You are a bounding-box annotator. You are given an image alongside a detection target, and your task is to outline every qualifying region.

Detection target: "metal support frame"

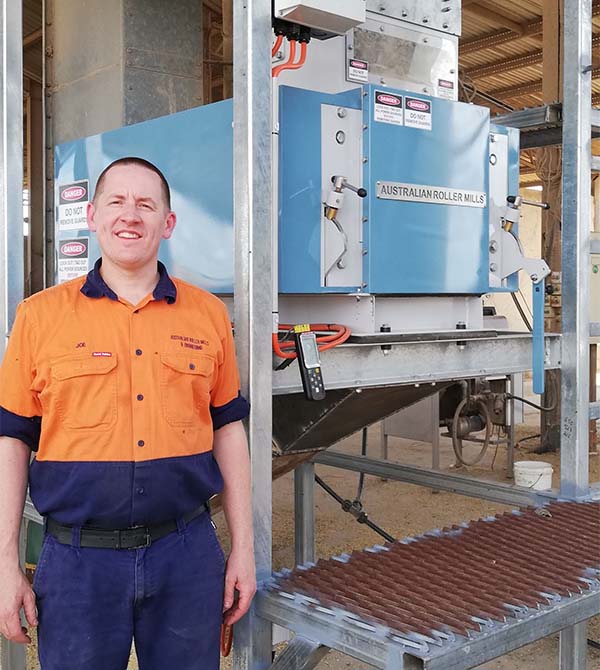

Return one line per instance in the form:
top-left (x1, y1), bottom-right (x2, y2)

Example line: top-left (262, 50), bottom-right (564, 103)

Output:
top-left (313, 450), bottom-right (546, 507)
top-left (270, 636), bottom-right (330, 670)
top-left (0, 0), bottom-right (25, 667)
top-left (294, 463), bottom-right (316, 566)
top-left (272, 334), bottom-right (561, 395)
top-left (232, 0), bottom-right (274, 667)
top-left (258, 586), bottom-right (600, 670)
top-left (0, 0), bottom-right (24, 345)
top-left (559, 0), bottom-right (593, 666)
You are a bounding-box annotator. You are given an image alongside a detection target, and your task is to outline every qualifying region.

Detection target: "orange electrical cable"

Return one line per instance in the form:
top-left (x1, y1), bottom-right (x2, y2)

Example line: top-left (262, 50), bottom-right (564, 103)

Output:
top-left (272, 39), bottom-right (296, 78)
top-left (272, 41), bottom-right (308, 78)
top-left (273, 323), bottom-right (351, 360)
top-left (272, 34), bottom-right (284, 57)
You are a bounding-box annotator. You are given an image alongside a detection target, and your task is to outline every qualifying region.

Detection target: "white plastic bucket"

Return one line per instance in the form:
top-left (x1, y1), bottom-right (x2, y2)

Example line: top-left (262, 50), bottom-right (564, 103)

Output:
top-left (514, 460), bottom-right (553, 490)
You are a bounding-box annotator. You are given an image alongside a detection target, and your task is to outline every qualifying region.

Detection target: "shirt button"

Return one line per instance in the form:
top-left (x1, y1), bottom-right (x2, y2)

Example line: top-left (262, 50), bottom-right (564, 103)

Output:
top-left (137, 440), bottom-right (145, 447)
top-left (135, 349), bottom-right (142, 356)
top-left (137, 394), bottom-right (144, 401)
top-left (189, 363), bottom-right (195, 370)
top-left (137, 488), bottom-right (145, 495)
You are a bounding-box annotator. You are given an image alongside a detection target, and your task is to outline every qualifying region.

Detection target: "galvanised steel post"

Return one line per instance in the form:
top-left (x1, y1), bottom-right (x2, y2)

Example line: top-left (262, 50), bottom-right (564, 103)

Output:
top-left (232, 0), bottom-right (273, 668)
top-left (559, 0), bottom-right (592, 666)
top-left (0, 0), bottom-right (25, 667)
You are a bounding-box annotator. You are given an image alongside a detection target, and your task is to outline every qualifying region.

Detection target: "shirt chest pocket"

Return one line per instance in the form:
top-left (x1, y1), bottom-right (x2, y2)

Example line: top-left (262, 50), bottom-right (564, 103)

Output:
top-left (51, 355), bottom-right (118, 430)
top-left (160, 353), bottom-right (214, 427)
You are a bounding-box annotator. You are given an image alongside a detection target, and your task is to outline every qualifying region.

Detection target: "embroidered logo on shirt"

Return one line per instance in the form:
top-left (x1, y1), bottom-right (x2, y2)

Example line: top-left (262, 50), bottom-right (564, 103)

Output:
top-left (170, 335), bottom-right (209, 351)
top-left (76, 342), bottom-right (86, 348)
top-left (92, 352), bottom-right (112, 357)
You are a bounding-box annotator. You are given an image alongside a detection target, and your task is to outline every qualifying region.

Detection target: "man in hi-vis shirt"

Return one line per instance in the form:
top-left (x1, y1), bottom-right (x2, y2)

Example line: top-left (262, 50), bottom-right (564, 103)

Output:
top-left (0, 157), bottom-right (255, 669)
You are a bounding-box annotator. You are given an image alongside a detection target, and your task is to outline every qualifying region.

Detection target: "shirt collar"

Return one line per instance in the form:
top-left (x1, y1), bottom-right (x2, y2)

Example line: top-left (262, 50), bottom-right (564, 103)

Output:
top-left (80, 259), bottom-right (177, 304)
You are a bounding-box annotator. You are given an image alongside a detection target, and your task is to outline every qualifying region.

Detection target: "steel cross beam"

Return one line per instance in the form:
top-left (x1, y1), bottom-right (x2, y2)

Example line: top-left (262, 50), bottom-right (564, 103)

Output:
top-left (313, 451), bottom-right (546, 507)
top-left (257, 587), bottom-right (600, 670)
top-left (272, 334), bottom-right (561, 395)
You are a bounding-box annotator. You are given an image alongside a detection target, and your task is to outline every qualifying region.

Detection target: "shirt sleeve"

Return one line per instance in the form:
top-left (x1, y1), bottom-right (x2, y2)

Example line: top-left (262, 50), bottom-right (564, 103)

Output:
top-left (0, 406), bottom-right (41, 451)
top-left (0, 301), bottom-right (42, 421)
top-left (210, 301), bottom-right (250, 430)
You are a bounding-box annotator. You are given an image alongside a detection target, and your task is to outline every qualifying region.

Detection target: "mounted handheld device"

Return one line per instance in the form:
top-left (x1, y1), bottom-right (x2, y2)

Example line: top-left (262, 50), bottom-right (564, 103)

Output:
top-left (293, 325), bottom-right (326, 400)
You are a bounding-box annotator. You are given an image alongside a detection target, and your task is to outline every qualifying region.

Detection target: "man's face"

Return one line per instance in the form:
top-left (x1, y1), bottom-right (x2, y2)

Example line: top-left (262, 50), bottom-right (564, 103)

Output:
top-left (87, 164), bottom-right (176, 271)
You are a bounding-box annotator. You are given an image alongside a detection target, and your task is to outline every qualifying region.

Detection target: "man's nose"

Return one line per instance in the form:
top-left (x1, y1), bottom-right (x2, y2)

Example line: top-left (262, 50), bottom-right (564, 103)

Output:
top-left (119, 202), bottom-right (142, 223)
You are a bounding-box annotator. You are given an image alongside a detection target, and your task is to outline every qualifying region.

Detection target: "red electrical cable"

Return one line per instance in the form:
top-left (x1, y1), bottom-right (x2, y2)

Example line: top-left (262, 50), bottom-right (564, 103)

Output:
top-left (272, 34), bottom-right (283, 57)
top-left (272, 41), bottom-right (308, 78)
top-left (273, 323), bottom-right (351, 360)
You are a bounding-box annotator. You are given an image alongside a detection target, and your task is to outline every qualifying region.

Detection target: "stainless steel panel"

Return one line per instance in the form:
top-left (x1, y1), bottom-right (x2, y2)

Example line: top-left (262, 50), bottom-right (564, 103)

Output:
top-left (366, 0), bottom-right (461, 37)
top-left (348, 18), bottom-right (458, 98)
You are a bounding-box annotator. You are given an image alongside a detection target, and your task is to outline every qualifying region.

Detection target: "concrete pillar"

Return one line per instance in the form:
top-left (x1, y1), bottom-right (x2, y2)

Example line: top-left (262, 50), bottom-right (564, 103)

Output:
top-left (49, 0), bottom-right (203, 145)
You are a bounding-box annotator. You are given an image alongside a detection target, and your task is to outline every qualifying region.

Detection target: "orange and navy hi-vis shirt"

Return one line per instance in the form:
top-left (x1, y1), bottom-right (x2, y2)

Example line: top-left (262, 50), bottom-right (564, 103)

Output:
top-left (0, 260), bottom-right (249, 528)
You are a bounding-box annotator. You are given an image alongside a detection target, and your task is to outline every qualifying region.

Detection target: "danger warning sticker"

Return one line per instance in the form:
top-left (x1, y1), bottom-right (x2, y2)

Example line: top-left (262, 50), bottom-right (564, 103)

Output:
top-left (58, 180), bottom-right (89, 231)
top-left (404, 97), bottom-right (432, 131)
top-left (347, 58), bottom-right (369, 83)
top-left (437, 78), bottom-right (455, 100)
top-left (58, 237), bottom-right (89, 283)
top-left (374, 90), bottom-right (403, 126)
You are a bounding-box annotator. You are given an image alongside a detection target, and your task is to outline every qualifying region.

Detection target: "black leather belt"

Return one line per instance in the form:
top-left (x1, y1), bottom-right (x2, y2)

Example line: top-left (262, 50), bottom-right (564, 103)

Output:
top-left (46, 504), bottom-right (209, 550)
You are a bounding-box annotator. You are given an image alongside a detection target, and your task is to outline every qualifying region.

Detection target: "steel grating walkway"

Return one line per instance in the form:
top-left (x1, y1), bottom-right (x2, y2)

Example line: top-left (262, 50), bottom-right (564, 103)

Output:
top-left (258, 501), bottom-right (600, 669)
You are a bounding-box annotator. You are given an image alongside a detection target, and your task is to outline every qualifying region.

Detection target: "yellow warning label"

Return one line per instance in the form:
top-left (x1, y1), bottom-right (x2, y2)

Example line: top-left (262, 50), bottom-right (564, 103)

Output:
top-left (293, 324), bottom-right (311, 333)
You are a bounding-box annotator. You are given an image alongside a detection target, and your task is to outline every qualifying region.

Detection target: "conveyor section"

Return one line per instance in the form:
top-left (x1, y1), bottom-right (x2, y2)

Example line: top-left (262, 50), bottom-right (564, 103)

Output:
top-left (261, 502), bottom-right (600, 669)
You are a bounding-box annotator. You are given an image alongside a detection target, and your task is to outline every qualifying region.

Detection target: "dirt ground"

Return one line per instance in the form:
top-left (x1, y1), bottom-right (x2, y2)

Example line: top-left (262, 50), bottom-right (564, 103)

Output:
top-left (24, 408), bottom-right (600, 669)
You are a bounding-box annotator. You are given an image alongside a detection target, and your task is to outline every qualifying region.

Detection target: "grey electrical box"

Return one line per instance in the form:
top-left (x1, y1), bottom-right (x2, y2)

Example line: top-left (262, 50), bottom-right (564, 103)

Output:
top-left (274, 0), bottom-right (367, 35)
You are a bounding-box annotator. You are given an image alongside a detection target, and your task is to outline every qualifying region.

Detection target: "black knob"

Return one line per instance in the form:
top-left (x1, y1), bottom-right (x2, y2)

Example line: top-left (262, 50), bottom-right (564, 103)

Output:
top-left (357, 188), bottom-right (367, 198)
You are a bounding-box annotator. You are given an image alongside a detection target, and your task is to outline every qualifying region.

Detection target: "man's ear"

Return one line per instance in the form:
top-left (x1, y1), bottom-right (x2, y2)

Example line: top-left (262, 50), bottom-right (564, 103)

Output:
top-left (162, 211), bottom-right (177, 240)
top-left (87, 202), bottom-right (97, 232)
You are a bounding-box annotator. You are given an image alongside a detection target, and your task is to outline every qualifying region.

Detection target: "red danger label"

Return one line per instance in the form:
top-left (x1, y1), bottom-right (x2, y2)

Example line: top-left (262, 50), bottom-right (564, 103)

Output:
top-left (59, 180), bottom-right (89, 205)
top-left (61, 186), bottom-right (86, 201)
top-left (60, 242), bottom-right (86, 256)
top-left (350, 59), bottom-right (367, 69)
top-left (406, 98), bottom-right (430, 112)
top-left (376, 93), bottom-right (401, 106)
top-left (438, 79), bottom-right (454, 89)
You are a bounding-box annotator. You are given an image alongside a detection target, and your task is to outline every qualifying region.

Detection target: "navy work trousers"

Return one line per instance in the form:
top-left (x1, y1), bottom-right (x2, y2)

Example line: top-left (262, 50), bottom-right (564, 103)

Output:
top-left (33, 511), bottom-right (225, 670)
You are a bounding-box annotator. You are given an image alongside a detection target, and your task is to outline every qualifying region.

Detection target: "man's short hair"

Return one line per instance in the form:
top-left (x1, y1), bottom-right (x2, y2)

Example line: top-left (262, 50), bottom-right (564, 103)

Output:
top-left (93, 157), bottom-right (172, 209)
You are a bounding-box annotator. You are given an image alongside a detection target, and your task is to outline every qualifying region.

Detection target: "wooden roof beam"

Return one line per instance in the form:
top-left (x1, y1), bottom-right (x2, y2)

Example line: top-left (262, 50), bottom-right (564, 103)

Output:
top-left (463, 4), bottom-right (526, 35)
top-left (488, 68), bottom-right (600, 100)
top-left (461, 0), bottom-right (600, 54)
top-left (23, 28), bottom-right (42, 48)
top-left (465, 34), bottom-right (600, 79)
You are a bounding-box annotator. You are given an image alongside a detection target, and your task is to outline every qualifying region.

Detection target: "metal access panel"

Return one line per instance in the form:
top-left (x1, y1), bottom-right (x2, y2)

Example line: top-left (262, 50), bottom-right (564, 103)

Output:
top-left (278, 85), bottom-right (363, 293)
top-left (54, 100), bottom-right (234, 292)
top-left (363, 85), bottom-right (491, 294)
top-left (348, 15), bottom-right (459, 99)
top-left (274, 0), bottom-right (366, 34)
top-left (487, 123), bottom-right (520, 293)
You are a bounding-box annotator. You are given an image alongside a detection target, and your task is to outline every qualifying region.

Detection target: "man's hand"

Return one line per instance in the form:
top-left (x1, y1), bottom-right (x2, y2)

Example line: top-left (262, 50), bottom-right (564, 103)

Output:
top-left (222, 546), bottom-right (256, 625)
top-left (0, 567), bottom-right (37, 644)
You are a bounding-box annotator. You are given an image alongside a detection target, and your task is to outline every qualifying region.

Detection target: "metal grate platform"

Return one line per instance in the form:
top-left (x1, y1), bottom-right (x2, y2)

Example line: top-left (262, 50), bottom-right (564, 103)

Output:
top-left (257, 502), bottom-right (600, 669)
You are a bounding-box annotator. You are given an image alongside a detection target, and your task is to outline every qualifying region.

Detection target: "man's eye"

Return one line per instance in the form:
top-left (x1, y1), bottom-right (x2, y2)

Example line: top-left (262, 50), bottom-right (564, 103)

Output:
top-left (139, 203), bottom-right (152, 210)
